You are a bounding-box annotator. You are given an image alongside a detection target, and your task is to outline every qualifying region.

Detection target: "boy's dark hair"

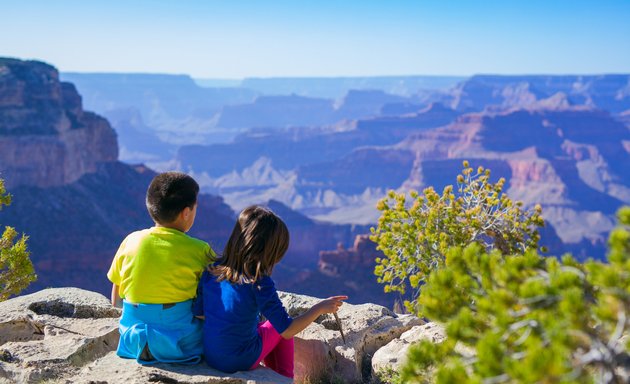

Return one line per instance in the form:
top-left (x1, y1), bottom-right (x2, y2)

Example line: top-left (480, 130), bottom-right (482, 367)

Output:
top-left (212, 205), bottom-right (289, 284)
top-left (146, 172), bottom-right (199, 224)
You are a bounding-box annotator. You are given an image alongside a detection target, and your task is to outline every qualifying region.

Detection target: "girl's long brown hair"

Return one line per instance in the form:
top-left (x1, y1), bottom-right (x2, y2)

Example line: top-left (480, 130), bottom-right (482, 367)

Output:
top-left (211, 205), bottom-right (289, 284)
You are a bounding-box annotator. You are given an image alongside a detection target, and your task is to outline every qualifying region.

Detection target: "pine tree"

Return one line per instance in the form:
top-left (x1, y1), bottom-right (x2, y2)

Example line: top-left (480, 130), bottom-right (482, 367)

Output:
top-left (0, 178), bottom-right (36, 301)
top-left (401, 207), bottom-right (630, 383)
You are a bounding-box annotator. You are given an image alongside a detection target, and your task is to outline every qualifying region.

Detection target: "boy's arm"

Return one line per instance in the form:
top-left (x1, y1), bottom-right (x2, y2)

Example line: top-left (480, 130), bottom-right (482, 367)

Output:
top-left (192, 270), bottom-right (206, 319)
top-left (107, 235), bottom-right (128, 308)
top-left (111, 284), bottom-right (123, 308)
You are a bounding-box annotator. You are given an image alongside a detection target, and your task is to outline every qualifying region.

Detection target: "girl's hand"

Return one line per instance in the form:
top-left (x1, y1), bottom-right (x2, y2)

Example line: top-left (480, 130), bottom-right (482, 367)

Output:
top-left (316, 295), bottom-right (348, 315)
top-left (281, 295), bottom-right (349, 339)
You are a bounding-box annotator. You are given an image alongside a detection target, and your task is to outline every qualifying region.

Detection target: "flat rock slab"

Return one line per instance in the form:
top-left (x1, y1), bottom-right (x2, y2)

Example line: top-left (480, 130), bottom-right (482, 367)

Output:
top-left (0, 288), bottom-right (122, 383)
top-left (0, 287), bottom-right (121, 321)
top-left (64, 351), bottom-right (292, 384)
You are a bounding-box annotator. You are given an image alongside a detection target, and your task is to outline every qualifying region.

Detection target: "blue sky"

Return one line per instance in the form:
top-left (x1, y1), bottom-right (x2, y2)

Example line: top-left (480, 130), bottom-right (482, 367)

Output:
top-left (1, 0), bottom-right (629, 78)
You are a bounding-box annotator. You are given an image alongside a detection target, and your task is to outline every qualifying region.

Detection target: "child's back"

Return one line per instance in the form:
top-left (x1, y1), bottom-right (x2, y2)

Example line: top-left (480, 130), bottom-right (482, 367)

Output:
top-left (109, 226), bottom-right (210, 304)
top-left (195, 205), bottom-right (346, 379)
top-left (107, 172), bottom-right (215, 365)
top-left (194, 271), bottom-right (292, 373)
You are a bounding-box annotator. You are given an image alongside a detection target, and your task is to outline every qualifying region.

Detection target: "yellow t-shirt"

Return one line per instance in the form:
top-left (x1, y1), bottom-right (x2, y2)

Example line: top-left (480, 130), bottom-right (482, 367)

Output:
top-left (107, 226), bottom-right (216, 304)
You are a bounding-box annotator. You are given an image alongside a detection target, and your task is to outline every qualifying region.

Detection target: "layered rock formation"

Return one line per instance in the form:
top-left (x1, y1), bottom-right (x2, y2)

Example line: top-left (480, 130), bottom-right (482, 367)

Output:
top-left (0, 288), bottom-right (426, 384)
top-left (398, 107), bottom-right (630, 256)
top-left (0, 58), bottom-right (380, 305)
top-left (446, 74), bottom-right (630, 113)
top-left (0, 59), bottom-right (236, 295)
top-left (0, 58), bottom-right (118, 189)
top-left (319, 235), bottom-right (380, 276)
top-left (179, 101), bottom-right (629, 260)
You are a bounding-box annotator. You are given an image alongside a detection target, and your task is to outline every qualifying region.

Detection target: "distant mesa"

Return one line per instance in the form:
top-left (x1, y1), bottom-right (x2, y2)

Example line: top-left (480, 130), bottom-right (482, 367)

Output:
top-left (450, 74), bottom-right (630, 113)
top-left (319, 234), bottom-right (380, 276)
top-left (0, 58), bottom-right (118, 188)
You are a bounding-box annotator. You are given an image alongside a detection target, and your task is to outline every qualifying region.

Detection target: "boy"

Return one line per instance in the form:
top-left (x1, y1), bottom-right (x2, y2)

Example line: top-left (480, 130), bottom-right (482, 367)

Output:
top-left (107, 171), bottom-right (215, 364)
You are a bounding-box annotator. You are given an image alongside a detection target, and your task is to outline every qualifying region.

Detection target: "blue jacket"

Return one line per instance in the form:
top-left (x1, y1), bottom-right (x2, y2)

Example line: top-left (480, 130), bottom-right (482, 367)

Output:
top-left (193, 270), bottom-right (293, 372)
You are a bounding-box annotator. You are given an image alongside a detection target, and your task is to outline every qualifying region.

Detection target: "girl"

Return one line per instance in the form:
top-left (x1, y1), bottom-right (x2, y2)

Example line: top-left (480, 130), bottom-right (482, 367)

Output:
top-left (193, 205), bottom-right (347, 378)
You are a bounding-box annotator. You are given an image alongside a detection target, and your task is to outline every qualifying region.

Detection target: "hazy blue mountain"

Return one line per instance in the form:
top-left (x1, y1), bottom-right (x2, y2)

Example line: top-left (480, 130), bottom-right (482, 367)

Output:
top-left (240, 76), bottom-right (466, 98)
top-left (61, 72), bottom-right (259, 154)
top-left (194, 78), bottom-right (242, 88)
top-left (103, 108), bottom-right (178, 164)
top-left (178, 103), bottom-right (458, 178)
top-left (61, 73), bottom-right (258, 120)
top-left (447, 74), bottom-right (630, 113)
top-left (216, 94), bottom-right (335, 129)
top-left (332, 90), bottom-right (408, 120)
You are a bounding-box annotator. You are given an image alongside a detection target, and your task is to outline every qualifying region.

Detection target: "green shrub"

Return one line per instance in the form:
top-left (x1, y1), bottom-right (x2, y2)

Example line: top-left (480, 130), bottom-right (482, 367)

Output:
top-left (371, 161), bottom-right (544, 313)
top-left (401, 207), bottom-right (630, 383)
top-left (0, 178), bottom-right (36, 301)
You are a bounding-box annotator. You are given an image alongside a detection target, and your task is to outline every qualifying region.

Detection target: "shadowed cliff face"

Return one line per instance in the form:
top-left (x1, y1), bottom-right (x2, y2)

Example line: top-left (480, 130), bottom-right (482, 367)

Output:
top-left (0, 162), bottom-right (236, 295)
top-left (0, 58), bottom-right (118, 189)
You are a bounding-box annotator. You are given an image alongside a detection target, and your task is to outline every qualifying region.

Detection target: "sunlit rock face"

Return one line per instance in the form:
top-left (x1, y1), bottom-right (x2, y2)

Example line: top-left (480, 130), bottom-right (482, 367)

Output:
top-left (0, 58), bottom-right (118, 189)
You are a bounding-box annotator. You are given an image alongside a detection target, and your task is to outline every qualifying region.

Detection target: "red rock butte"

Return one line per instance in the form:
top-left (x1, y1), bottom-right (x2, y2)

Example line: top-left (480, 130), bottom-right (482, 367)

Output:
top-left (0, 58), bottom-right (118, 189)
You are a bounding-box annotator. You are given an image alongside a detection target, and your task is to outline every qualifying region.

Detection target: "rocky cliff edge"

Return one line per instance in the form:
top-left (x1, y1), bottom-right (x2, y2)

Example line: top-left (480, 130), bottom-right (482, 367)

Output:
top-left (0, 288), bottom-right (434, 384)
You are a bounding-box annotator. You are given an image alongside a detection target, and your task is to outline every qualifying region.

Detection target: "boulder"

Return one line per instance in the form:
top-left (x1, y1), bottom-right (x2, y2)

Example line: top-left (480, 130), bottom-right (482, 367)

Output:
top-left (0, 288), bottom-right (121, 383)
top-left (371, 322), bottom-right (446, 375)
top-left (279, 292), bottom-right (424, 383)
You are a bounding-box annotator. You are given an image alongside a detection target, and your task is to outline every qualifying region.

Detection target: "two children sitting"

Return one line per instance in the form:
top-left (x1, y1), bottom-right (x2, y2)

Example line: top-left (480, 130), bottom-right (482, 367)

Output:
top-left (107, 172), bottom-right (346, 378)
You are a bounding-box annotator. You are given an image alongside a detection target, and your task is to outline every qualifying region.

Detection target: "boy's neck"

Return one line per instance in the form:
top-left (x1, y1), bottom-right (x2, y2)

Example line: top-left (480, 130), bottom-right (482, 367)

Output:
top-left (155, 222), bottom-right (187, 233)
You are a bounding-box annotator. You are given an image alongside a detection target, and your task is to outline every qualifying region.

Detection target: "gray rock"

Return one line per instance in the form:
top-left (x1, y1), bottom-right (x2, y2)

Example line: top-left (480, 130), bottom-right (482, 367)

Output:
top-left (0, 287), bottom-right (120, 322)
top-left (64, 351), bottom-right (291, 384)
top-left (371, 322), bottom-right (446, 375)
top-left (279, 291), bottom-right (424, 383)
top-left (1, 288), bottom-right (427, 383)
top-left (0, 288), bottom-right (291, 384)
top-left (0, 288), bottom-right (121, 383)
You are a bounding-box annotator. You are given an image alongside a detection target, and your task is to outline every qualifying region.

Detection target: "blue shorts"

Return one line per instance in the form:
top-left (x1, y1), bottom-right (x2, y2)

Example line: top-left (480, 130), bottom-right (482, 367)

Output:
top-left (117, 300), bottom-right (203, 365)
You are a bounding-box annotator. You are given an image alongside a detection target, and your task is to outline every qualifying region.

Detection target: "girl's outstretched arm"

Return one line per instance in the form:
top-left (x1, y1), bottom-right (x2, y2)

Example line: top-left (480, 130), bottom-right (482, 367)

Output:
top-left (280, 295), bottom-right (348, 339)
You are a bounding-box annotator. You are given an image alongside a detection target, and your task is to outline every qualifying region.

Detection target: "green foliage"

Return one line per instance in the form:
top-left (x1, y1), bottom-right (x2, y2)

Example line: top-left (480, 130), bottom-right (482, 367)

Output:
top-left (400, 207), bottom-right (630, 383)
top-left (0, 178), bottom-right (36, 301)
top-left (371, 161), bottom-right (544, 312)
top-left (374, 367), bottom-right (404, 384)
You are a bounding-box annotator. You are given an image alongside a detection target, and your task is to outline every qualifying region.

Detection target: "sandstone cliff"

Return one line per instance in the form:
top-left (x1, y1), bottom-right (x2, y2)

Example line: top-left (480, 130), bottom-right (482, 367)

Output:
top-left (0, 58), bottom-right (118, 189)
